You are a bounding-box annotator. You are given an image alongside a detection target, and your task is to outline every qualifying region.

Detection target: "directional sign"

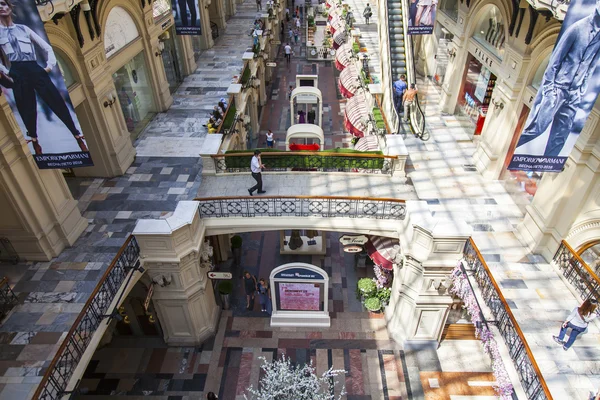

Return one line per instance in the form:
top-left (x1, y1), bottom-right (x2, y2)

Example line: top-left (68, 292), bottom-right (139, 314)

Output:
top-left (208, 271), bottom-right (233, 280)
top-left (266, 62), bottom-right (277, 67)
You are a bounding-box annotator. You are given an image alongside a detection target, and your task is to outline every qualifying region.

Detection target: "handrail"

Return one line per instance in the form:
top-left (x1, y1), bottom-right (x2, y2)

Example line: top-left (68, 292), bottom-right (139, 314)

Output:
top-left (212, 151), bottom-right (398, 159)
top-left (195, 195), bottom-right (406, 202)
top-left (407, 35), bottom-right (426, 137)
top-left (193, 195), bottom-right (407, 220)
top-left (382, 0), bottom-right (400, 132)
top-left (33, 236), bottom-right (141, 400)
top-left (464, 238), bottom-right (552, 400)
top-left (553, 240), bottom-right (600, 301)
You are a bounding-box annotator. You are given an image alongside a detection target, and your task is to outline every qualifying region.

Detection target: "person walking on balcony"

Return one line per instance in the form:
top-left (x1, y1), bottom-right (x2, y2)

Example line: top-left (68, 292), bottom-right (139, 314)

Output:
top-left (402, 84), bottom-right (418, 122)
top-left (248, 150), bottom-right (266, 195)
top-left (284, 43), bottom-right (293, 64)
top-left (363, 4), bottom-right (372, 25)
top-left (256, 0), bottom-right (262, 11)
top-left (258, 278), bottom-right (271, 313)
top-left (553, 298), bottom-right (598, 350)
top-left (266, 129), bottom-right (274, 148)
top-left (393, 74), bottom-right (408, 113)
top-left (243, 271), bottom-right (258, 310)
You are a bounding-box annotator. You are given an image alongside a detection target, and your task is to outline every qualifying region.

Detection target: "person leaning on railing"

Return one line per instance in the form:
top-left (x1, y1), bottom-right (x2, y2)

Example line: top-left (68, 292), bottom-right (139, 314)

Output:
top-left (553, 298), bottom-right (598, 350)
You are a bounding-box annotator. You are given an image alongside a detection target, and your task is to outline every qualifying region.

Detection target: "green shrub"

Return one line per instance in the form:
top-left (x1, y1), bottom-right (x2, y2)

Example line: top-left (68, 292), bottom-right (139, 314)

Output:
top-left (364, 297), bottom-right (381, 312)
top-left (240, 66), bottom-right (251, 85)
top-left (357, 278), bottom-right (377, 297)
top-left (231, 235), bottom-right (243, 248)
top-left (376, 287), bottom-right (391, 306)
top-left (373, 108), bottom-right (385, 130)
top-left (220, 103), bottom-right (237, 132)
top-left (218, 280), bottom-right (233, 295)
top-left (352, 42), bottom-right (360, 54)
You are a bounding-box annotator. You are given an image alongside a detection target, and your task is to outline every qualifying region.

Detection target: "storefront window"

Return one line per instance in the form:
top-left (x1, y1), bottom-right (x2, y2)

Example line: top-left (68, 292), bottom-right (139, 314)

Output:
top-left (433, 25), bottom-right (454, 86)
top-left (472, 7), bottom-right (505, 59)
top-left (153, 0), bottom-right (171, 22)
top-left (439, 0), bottom-right (459, 21)
top-left (113, 52), bottom-right (155, 139)
top-left (531, 54), bottom-right (550, 90)
top-left (161, 28), bottom-right (185, 93)
top-left (55, 52), bottom-right (76, 88)
top-left (192, 36), bottom-right (203, 62)
top-left (457, 54), bottom-right (497, 135)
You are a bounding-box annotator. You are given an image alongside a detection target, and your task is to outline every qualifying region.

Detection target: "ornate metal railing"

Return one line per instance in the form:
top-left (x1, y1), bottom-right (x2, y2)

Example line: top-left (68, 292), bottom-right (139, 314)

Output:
top-left (0, 277), bottom-right (19, 321)
top-left (194, 195), bottom-right (407, 220)
top-left (211, 152), bottom-right (397, 174)
top-left (463, 238), bottom-right (552, 400)
top-left (553, 240), bottom-right (600, 302)
top-left (33, 236), bottom-right (141, 400)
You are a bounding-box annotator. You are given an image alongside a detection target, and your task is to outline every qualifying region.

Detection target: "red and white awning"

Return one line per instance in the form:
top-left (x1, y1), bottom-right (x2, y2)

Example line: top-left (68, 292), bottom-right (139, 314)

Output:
top-left (333, 30), bottom-right (347, 49)
top-left (329, 17), bottom-right (345, 35)
top-left (354, 135), bottom-right (380, 152)
top-left (344, 91), bottom-right (369, 137)
top-left (365, 236), bottom-right (402, 270)
top-left (335, 42), bottom-right (353, 71)
top-left (339, 64), bottom-right (360, 99)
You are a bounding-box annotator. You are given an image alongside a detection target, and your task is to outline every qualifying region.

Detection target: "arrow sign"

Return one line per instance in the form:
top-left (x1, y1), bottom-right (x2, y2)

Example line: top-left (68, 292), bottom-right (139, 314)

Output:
top-left (208, 271), bottom-right (233, 280)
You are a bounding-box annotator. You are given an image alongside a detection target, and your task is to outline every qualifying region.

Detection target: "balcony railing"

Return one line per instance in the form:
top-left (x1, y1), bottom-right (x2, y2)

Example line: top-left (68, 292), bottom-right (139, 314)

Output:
top-left (211, 152), bottom-right (397, 175)
top-left (33, 236), bottom-right (141, 400)
top-left (194, 195), bottom-right (407, 220)
top-left (463, 238), bottom-right (552, 400)
top-left (553, 240), bottom-right (600, 301)
top-left (0, 277), bottom-right (19, 321)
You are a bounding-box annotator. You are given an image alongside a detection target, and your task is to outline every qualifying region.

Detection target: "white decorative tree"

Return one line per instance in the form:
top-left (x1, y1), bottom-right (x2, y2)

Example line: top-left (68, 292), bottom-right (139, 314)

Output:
top-left (244, 355), bottom-right (347, 400)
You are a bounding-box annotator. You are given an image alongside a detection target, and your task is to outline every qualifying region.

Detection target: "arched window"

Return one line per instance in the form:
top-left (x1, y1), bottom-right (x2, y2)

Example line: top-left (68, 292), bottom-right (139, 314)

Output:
top-left (104, 7), bottom-right (140, 58)
top-left (579, 241), bottom-right (600, 275)
top-left (531, 54), bottom-right (550, 90)
top-left (55, 52), bottom-right (77, 88)
top-left (472, 6), bottom-right (505, 59)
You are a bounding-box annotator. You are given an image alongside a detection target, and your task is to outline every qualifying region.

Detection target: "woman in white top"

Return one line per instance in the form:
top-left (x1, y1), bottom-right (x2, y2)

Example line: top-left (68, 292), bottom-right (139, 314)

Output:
top-left (554, 298), bottom-right (598, 350)
top-left (266, 129), bottom-right (274, 148)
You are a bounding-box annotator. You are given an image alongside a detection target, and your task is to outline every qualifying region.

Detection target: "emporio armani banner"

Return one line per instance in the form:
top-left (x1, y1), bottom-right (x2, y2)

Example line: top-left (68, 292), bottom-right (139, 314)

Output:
top-left (407, 0), bottom-right (437, 35)
top-left (0, 0), bottom-right (92, 169)
top-left (171, 0), bottom-right (202, 35)
top-left (509, 0), bottom-right (600, 172)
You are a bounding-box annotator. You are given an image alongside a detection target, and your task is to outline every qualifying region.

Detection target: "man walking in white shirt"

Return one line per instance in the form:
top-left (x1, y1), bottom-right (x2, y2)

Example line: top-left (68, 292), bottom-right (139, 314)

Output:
top-left (248, 150), bottom-right (266, 195)
top-left (284, 43), bottom-right (293, 64)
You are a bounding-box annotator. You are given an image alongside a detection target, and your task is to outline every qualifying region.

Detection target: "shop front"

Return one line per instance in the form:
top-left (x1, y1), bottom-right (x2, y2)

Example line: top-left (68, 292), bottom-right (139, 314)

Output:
top-left (105, 6), bottom-right (157, 140)
top-left (456, 54), bottom-right (497, 135)
top-left (432, 24), bottom-right (454, 87)
top-left (161, 28), bottom-right (185, 93)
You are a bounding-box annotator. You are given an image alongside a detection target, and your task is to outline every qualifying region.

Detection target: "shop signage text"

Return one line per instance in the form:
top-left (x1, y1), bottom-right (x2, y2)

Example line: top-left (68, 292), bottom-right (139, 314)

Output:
top-left (472, 47), bottom-right (495, 71)
top-left (274, 267), bottom-right (325, 280)
top-left (343, 245), bottom-right (363, 253)
top-left (266, 62), bottom-right (277, 67)
top-left (339, 235), bottom-right (368, 246)
top-left (208, 271), bottom-right (233, 280)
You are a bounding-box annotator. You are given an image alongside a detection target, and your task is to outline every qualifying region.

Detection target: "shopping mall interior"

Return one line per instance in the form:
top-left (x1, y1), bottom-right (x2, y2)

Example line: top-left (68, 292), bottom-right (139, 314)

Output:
top-left (0, 0), bottom-right (600, 399)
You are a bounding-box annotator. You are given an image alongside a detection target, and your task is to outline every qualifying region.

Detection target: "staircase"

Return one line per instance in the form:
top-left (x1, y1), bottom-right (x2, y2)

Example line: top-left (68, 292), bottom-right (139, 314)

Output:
top-left (387, 1), bottom-right (406, 79)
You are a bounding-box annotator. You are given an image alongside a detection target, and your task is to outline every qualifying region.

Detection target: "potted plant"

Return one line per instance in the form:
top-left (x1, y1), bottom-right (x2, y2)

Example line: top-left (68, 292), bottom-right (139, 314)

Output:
top-left (231, 235), bottom-right (243, 266)
top-left (218, 280), bottom-right (233, 310)
top-left (376, 287), bottom-right (391, 308)
top-left (357, 277), bottom-right (377, 299)
top-left (364, 297), bottom-right (381, 313)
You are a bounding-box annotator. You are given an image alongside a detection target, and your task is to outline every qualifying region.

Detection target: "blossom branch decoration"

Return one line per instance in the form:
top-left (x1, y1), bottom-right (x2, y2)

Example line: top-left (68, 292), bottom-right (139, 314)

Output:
top-left (450, 263), bottom-right (514, 400)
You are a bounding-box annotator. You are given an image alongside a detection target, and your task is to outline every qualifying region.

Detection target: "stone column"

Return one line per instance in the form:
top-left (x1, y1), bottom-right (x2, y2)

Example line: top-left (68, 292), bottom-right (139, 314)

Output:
top-left (439, 36), bottom-right (467, 114)
top-left (199, 0), bottom-right (215, 49)
top-left (133, 201), bottom-right (220, 345)
top-left (472, 81), bottom-right (522, 178)
top-left (177, 35), bottom-right (199, 76)
top-left (517, 108), bottom-right (600, 260)
top-left (208, 0), bottom-right (227, 30)
top-left (0, 97), bottom-right (88, 261)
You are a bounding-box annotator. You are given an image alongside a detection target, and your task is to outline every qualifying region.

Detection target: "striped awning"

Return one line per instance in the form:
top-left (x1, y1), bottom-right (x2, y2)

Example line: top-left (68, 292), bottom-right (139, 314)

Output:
top-left (335, 42), bottom-right (353, 71)
top-left (354, 135), bottom-right (380, 152)
top-left (365, 236), bottom-right (402, 270)
top-left (333, 30), bottom-right (347, 49)
top-left (344, 91), bottom-right (369, 137)
top-left (338, 63), bottom-right (360, 99)
top-left (329, 17), bottom-right (345, 35)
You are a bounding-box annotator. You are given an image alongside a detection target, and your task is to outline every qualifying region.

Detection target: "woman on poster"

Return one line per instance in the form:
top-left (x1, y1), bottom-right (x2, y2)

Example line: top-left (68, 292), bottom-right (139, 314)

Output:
top-left (0, 0), bottom-right (87, 155)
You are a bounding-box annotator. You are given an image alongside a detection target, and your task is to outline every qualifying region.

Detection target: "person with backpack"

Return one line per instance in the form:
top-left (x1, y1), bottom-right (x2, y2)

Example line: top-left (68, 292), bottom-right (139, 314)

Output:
top-left (363, 4), bottom-right (372, 24)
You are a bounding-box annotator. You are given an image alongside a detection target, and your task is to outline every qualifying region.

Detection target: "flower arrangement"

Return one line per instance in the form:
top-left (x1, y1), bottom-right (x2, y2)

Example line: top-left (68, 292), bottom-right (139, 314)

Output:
top-left (245, 355), bottom-right (346, 399)
top-left (373, 264), bottom-right (391, 288)
top-left (449, 263), bottom-right (514, 400)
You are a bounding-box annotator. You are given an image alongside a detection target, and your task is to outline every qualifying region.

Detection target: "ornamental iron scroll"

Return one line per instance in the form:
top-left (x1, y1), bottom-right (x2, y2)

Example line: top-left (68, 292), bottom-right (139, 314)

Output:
top-left (463, 238), bottom-right (552, 400)
top-left (194, 196), bottom-right (407, 220)
top-left (553, 241), bottom-right (600, 303)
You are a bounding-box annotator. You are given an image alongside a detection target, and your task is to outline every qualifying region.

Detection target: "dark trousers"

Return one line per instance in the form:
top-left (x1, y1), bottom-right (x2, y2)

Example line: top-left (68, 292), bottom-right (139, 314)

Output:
top-left (10, 62), bottom-right (79, 139)
top-left (517, 87), bottom-right (578, 156)
top-left (250, 172), bottom-right (263, 193)
top-left (558, 321), bottom-right (585, 349)
top-left (178, 0), bottom-right (197, 26)
top-left (285, 54), bottom-right (291, 63)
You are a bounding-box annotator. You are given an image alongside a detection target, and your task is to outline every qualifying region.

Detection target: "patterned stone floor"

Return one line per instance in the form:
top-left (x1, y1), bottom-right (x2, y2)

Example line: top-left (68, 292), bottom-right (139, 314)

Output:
top-left (77, 231), bottom-right (497, 400)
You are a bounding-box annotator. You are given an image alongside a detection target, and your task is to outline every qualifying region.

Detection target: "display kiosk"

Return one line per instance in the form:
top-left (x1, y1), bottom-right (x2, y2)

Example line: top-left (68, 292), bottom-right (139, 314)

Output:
top-left (269, 263), bottom-right (330, 327)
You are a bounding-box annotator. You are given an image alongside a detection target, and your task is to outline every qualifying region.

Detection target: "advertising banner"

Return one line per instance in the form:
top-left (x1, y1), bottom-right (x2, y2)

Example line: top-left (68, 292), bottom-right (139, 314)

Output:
top-left (0, 0), bottom-right (92, 169)
top-left (279, 283), bottom-right (321, 311)
top-left (407, 0), bottom-right (437, 35)
top-left (509, 0), bottom-right (600, 172)
top-left (171, 0), bottom-right (201, 35)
